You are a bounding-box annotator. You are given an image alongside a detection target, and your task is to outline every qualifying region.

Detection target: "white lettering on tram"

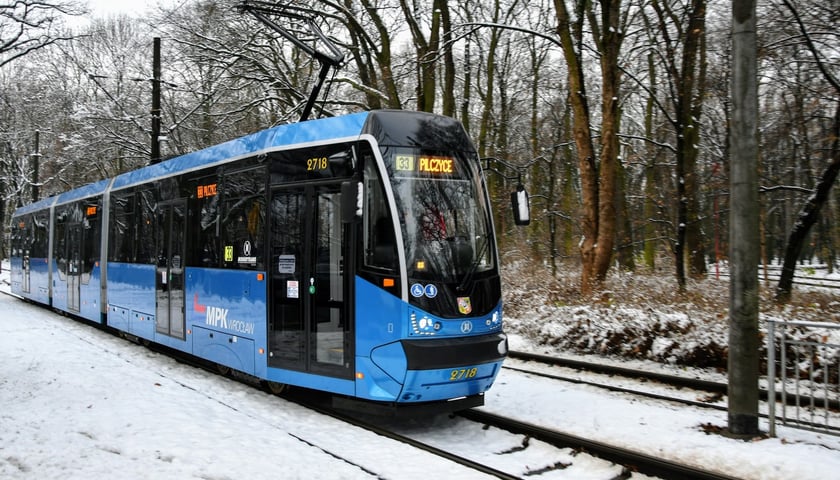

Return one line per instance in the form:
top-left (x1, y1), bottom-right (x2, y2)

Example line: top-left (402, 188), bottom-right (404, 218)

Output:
top-left (205, 306), bottom-right (255, 335)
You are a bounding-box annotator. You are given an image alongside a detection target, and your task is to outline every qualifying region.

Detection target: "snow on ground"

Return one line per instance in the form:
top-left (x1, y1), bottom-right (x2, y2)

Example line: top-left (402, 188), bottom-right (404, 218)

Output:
top-left (2, 261), bottom-right (840, 479)
top-left (493, 338), bottom-right (840, 480)
top-left (0, 293), bottom-right (493, 480)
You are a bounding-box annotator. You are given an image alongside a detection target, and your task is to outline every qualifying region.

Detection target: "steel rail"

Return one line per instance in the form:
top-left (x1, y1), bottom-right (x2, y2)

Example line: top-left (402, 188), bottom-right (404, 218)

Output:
top-left (459, 409), bottom-right (741, 480)
top-left (282, 390), bottom-right (523, 480)
top-left (507, 350), bottom-right (840, 414)
top-left (508, 350), bottom-right (726, 393)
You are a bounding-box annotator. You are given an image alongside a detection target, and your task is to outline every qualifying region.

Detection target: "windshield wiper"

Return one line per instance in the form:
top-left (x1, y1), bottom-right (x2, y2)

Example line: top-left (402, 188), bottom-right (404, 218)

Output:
top-left (456, 237), bottom-right (488, 293)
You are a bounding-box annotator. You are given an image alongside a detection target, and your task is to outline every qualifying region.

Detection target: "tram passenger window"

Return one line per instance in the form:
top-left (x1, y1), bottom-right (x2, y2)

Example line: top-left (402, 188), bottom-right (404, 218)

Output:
top-left (183, 173), bottom-right (221, 268)
top-left (53, 209), bottom-right (67, 274)
top-left (15, 218), bottom-right (29, 257)
top-left (270, 192), bottom-right (304, 274)
top-left (9, 223), bottom-right (18, 257)
top-left (83, 200), bottom-right (101, 275)
top-left (362, 156), bottom-right (397, 271)
top-left (221, 168), bottom-right (265, 270)
top-left (137, 189), bottom-right (157, 264)
top-left (33, 212), bottom-right (49, 258)
top-left (109, 192), bottom-right (134, 263)
top-left (197, 194), bottom-right (220, 267)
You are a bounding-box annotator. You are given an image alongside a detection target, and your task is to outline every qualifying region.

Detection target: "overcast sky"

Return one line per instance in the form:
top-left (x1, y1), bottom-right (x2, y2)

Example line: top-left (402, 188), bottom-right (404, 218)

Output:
top-left (85, 0), bottom-right (147, 16)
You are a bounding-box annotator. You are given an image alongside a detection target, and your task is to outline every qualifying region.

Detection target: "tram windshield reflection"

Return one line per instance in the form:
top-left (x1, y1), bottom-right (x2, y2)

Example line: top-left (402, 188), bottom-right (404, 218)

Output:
top-left (384, 148), bottom-right (495, 283)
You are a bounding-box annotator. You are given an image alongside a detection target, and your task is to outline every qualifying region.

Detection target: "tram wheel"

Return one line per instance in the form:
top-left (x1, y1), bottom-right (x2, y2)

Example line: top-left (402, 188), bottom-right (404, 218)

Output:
top-left (264, 381), bottom-right (288, 395)
top-left (216, 364), bottom-right (231, 376)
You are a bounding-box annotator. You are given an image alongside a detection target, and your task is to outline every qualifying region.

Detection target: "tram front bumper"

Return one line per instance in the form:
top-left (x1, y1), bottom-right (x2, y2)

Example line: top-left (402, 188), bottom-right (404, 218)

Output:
top-left (359, 332), bottom-right (508, 403)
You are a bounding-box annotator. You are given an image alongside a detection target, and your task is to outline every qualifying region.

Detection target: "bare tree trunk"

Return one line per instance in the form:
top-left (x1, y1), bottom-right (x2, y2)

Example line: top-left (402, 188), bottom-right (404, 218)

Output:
top-left (0, 176), bottom-right (5, 258)
top-left (685, 0), bottom-right (709, 279)
top-left (438, 0), bottom-right (456, 117)
top-left (591, 0), bottom-right (622, 281)
top-left (651, 0), bottom-right (708, 289)
top-left (478, 0), bottom-right (501, 159)
top-left (553, 0), bottom-right (599, 294)
top-left (643, 49), bottom-right (658, 271)
top-left (353, 0), bottom-right (404, 109)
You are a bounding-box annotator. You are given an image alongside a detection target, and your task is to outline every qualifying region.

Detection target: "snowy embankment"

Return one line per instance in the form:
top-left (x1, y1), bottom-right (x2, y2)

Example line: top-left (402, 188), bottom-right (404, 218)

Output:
top-left (3, 260), bottom-right (840, 479)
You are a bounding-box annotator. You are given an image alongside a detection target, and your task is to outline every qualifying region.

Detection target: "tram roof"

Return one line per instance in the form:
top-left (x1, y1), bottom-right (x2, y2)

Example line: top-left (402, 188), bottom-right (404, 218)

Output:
top-left (111, 111), bottom-right (371, 191)
top-left (13, 109), bottom-right (474, 217)
top-left (12, 196), bottom-right (56, 216)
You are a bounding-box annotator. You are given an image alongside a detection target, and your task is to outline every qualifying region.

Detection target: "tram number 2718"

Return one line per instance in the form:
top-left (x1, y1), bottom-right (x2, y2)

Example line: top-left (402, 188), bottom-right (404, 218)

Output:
top-left (307, 157), bottom-right (329, 171)
top-left (449, 367), bottom-right (478, 381)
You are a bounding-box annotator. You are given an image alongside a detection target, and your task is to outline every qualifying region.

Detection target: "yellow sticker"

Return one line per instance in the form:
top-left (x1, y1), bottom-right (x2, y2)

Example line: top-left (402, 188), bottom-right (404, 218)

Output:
top-left (224, 245), bottom-right (234, 262)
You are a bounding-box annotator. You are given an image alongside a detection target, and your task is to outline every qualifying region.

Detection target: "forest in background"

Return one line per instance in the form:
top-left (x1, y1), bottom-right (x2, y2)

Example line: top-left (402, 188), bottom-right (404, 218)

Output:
top-left (1, 0), bottom-right (838, 297)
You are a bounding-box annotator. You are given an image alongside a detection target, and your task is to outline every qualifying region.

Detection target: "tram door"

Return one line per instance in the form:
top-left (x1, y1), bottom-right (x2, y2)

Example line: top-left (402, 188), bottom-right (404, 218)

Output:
top-left (155, 201), bottom-right (186, 339)
top-left (66, 224), bottom-right (83, 312)
top-left (268, 185), bottom-right (353, 378)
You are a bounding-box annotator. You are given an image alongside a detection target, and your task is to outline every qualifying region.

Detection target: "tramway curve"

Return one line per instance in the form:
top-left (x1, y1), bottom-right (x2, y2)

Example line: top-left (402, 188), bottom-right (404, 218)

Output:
top-left (0, 287), bottom-right (657, 479)
top-left (506, 351), bottom-right (729, 412)
top-left (458, 409), bottom-right (740, 480)
top-left (2, 287), bottom-right (709, 479)
top-left (0, 289), bottom-right (512, 479)
top-left (507, 350), bottom-right (840, 411)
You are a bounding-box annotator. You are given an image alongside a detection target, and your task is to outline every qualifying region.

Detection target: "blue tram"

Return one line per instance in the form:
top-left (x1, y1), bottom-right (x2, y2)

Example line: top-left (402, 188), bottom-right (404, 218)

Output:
top-left (9, 110), bottom-right (515, 412)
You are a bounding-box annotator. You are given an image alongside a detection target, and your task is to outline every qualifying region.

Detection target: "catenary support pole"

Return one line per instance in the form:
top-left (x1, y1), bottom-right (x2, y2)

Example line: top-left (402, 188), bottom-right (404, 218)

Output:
top-left (728, 0), bottom-right (760, 436)
top-left (151, 37), bottom-right (161, 165)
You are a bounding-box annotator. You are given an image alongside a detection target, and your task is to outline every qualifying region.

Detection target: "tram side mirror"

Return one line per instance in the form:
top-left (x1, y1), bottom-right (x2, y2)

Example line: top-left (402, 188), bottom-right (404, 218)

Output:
top-left (330, 149), bottom-right (355, 171)
top-left (341, 181), bottom-right (363, 223)
top-left (511, 185), bottom-right (530, 226)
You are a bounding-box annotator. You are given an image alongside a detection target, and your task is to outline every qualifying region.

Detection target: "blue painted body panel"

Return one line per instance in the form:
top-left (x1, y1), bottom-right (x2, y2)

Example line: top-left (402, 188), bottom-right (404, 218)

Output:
top-left (106, 263), bottom-right (157, 340)
top-left (28, 258), bottom-right (51, 304)
top-left (10, 257), bottom-right (50, 304)
top-left (54, 179), bottom-right (110, 206)
top-left (354, 277), bottom-right (405, 353)
top-left (51, 263), bottom-right (102, 323)
top-left (8, 256), bottom-right (21, 296)
top-left (12, 196), bottom-right (55, 216)
top-left (400, 361), bottom-right (502, 402)
top-left (185, 267), bottom-right (268, 377)
top-left (264, 368), bottom-right (356, 397)
top-left (353, 277), bottom-right (505, 403)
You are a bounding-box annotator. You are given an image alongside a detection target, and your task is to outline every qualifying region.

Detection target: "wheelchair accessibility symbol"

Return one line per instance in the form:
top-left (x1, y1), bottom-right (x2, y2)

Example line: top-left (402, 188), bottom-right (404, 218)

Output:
top-left (410, 283), bottom-right (439, 298)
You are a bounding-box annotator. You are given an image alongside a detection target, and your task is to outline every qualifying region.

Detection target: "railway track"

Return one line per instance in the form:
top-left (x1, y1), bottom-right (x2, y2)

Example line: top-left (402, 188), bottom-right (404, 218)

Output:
top-left (3, 288), bottom-right (741, 479)
top-left (506, 351), bottom-right (728, 411)
top-left (288, 392), bottom-right (526, 480)
top-left (714, 267), bottom-right (840, 290)
top-left (458, 409), bottom-right (739, 480)
top-left (326, 401), bottom-right (740, 480)
top-left (507, 350), bottom-right (840, 411)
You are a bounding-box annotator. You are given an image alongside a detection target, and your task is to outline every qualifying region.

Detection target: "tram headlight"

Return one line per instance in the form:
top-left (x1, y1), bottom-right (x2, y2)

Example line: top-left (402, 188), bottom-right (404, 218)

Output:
top-left (485, 310), bottom-right (502, 329)
top-left (410, 310), bottom-right (439, 335)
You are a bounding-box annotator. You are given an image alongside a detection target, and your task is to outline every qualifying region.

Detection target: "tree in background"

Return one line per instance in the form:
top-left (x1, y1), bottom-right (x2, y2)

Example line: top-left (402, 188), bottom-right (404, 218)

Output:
top-left (553, 0), bottom-right (626, 294)
top-left (0, 0), bottom-right (84, 68)
top-left (3, 0), bottom-right (840, 300)
top-left (0, 0), bottom-right (85, 257)
top-left (773, 0), bottom-right (840, 303)
top-left (649, 0), bottom-right (709, 289)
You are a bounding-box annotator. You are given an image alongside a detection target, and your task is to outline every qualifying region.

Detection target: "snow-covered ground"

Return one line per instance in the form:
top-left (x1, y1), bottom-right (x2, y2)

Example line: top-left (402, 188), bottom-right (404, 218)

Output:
top-left (2, 262), bottom-right (840, 479)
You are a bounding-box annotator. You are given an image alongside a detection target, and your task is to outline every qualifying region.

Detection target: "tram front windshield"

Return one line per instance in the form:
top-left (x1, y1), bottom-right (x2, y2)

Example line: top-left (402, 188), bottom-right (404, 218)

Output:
top-left (385, 148), bottom-right (495, 284)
